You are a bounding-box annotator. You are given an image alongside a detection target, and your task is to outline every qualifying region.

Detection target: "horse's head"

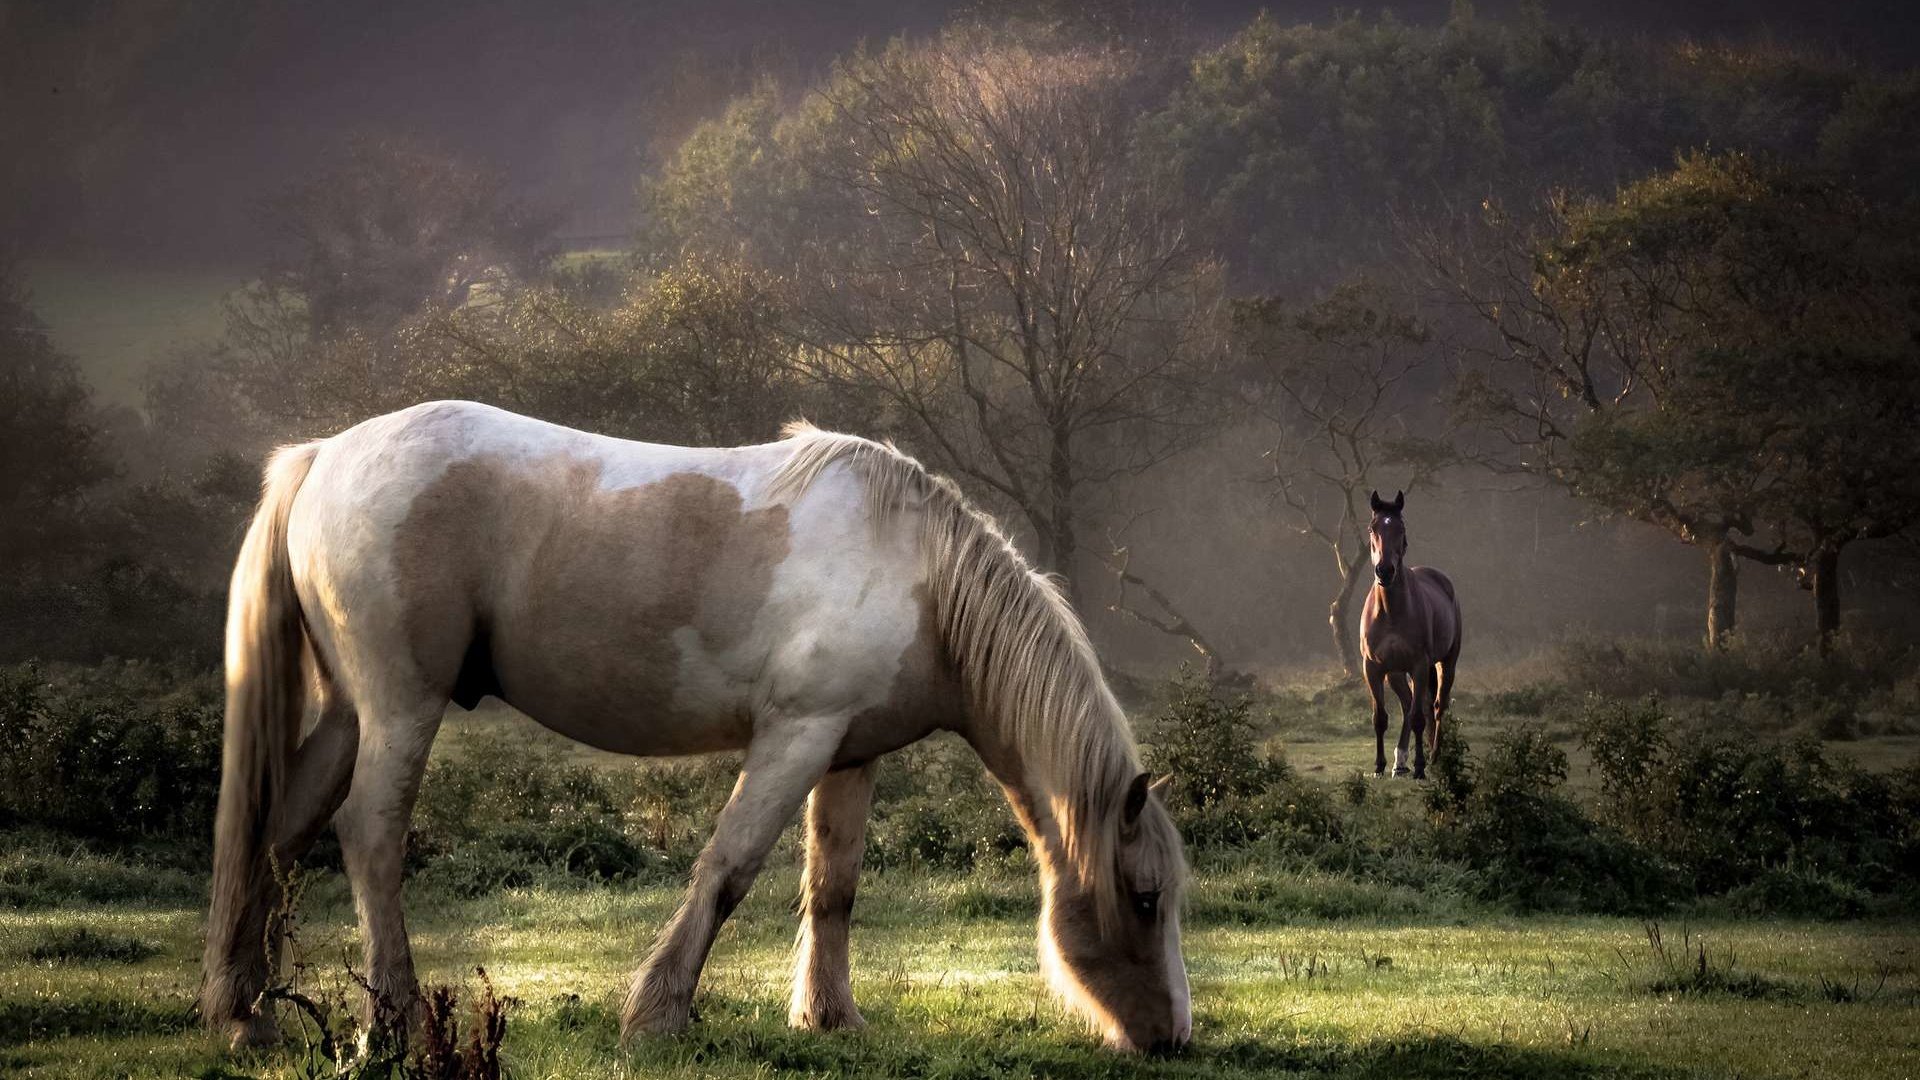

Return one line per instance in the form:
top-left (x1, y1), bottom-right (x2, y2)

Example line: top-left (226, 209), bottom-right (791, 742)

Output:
top-left (1040, 772), bottom-right (1191, 1054)
top-left (1368, 490), bottom-right (1407, 587)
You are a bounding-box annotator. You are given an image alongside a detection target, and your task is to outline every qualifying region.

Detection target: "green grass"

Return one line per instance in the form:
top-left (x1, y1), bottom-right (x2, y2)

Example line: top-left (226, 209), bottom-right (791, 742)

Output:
top-left (2, 869), bottom-right (1916, 1079)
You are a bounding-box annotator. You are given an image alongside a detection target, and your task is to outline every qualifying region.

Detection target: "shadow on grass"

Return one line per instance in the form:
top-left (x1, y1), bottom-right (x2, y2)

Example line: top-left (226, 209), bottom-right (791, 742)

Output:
top-left (535, 994), bottom-right (1695, 1080)
top-left (0, 993), bottom-right (196, 1046)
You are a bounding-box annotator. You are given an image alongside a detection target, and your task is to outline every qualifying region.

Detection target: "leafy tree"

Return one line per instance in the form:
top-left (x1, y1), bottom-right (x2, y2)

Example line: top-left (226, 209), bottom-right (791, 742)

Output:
top-left (409, 257), bottom-right (836, 446)
top-left (0, 267), bottom-right (113, 567)
top-left (262, 135), bottom-right (557, 337)
top-left (1144, 7), bottom-right (1858, 290)
top-left (1234, 281), bottom-right (1453, 678)
top-left (1429, 152), bottom-right (1920, 647)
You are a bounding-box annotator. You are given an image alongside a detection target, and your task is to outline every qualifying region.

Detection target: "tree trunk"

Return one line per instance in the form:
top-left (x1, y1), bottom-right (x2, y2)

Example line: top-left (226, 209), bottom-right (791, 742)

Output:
top-left (1811, 547), bottom-right (1842, 654)
top-left (1329, 548), bottom-right (1370, 679)
top-left (1705, 536), bottom-right (1738, 649)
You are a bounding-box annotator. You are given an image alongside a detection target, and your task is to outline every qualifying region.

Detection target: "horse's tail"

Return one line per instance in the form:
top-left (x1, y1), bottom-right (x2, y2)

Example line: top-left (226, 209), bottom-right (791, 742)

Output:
top-left (202, 442), bottom-right (319, 1029)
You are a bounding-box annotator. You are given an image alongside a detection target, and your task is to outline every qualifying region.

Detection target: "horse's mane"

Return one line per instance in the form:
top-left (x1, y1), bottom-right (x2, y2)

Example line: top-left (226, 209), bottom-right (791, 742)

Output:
top-left (768, 422), bottom-right (1176, 929)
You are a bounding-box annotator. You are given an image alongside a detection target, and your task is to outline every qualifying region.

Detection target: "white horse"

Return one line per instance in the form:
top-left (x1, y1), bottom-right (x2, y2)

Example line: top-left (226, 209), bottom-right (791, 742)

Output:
top-left (201, 401), bottom-right (1191, 1053)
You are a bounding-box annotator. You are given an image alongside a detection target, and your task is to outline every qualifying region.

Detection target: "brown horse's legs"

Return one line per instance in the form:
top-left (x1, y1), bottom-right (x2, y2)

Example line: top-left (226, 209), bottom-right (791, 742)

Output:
top-left (1388, 674), bottom-right (1414, 776)
top-left (1364, 660), bottom-right (1391, 776)
top-left (1410, 666), bottom-right (1434, 780)
top-left (790, 762), bottom-right (877, 1031)
top-left (1431, 658), bottom-right (1456, 758)
top-left (626, 715), bottom-right (845, 1039)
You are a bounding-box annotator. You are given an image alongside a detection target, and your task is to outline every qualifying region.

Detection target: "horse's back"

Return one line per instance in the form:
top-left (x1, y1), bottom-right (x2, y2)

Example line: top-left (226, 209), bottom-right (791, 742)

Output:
top-left (288, 402), bottom-right (937, 758)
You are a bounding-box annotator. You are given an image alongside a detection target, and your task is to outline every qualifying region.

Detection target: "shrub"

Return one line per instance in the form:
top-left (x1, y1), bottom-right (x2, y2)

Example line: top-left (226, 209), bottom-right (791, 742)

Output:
top-left (1139, 670), bottom-right (1334, 851)
top-left (1581, 695), bottom-right (1920, 906)
top-left (0, 662), bottom-right (222, 842)
top-left (1430, 722), bottom-right (1677, 913)
top-left (411, 733), bottom-right (655, 895)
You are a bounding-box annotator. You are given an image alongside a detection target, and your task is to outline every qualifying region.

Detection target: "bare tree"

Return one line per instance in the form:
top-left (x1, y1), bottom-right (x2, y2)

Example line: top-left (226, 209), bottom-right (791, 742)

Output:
top-left (1234, 281), bottom-right (1451, 678)
top-left (778, 33), bottom-right (1226, 600)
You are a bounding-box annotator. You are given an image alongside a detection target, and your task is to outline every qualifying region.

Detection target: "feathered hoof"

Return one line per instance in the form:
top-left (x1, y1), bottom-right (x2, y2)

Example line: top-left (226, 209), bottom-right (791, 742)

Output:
top-left (225, 1010), bottom-right (282, 1052)
top-left (622, 997), bottom-right (692, 1040)
top-left (789, 1001), bottom-right (867, 1032)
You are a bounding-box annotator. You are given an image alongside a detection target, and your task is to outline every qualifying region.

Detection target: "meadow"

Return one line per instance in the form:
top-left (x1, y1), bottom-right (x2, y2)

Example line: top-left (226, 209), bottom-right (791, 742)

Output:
top-left (3, 643), bottom-right (1917, 1079)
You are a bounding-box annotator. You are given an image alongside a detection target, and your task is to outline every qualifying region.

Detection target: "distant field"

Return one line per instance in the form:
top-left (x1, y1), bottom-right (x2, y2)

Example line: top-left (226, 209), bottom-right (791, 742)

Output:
top-left (21, 258), bottom-right (247, 406)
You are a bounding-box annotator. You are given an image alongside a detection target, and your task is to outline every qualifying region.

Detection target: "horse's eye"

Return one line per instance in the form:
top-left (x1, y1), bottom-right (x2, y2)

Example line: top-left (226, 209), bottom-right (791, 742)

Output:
top-left (1132, 890), bottom-right (1159, 920)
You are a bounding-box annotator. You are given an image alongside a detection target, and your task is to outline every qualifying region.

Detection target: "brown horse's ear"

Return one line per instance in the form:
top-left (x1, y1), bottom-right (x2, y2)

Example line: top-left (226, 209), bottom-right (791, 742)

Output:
top-left (1369, 490), bottom-right (1386, 514)
top-left (1123, 771), bottom-right (1152, 825)
top-left (1390, 490), bottom-right (1405, 513)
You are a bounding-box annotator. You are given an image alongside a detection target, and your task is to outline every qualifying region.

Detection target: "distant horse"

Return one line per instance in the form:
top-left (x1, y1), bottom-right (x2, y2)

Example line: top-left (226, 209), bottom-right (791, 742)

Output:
top-left (1359, 491), bottom-right (1461, 780)
top-left (201, 401), bottom-right (1190, 1054)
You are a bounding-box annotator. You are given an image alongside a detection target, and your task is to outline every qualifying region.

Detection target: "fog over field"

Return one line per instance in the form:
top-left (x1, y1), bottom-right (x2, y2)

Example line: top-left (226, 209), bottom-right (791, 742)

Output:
top-left (3, 4), bottom-right (1920, 1078)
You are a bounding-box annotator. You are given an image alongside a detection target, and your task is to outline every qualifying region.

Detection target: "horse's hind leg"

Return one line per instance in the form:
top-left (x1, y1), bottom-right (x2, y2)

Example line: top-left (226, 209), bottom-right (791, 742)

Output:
top-left (626, 714), bottom-right (846, 1038)
top-left (211, 685), bottom-right (359, 1049)
top-left (1409, 665), bottom-right (1434, 781)
top-left (333, 690), bottom-right (444, 1035)
top-left (790, 762), bottom-right (877, 1031)
top-left (1388, 673), bottom-right (1414, 777)
top-left (1431, 655), bottom-right (1457, 758)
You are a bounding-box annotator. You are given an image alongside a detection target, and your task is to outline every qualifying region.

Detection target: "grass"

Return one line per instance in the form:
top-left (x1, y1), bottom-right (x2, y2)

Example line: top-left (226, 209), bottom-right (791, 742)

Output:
top-left (1, 869), bottom-right (1916, 1079)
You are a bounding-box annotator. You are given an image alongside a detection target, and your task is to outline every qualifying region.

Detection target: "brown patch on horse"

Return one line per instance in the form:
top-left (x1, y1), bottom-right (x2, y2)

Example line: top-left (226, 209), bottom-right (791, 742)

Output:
top-left (393, 458), bottom-right (790, 752)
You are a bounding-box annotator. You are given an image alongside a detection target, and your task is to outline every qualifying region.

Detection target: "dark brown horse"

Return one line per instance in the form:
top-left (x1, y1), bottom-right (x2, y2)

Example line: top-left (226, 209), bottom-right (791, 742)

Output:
top-left (1359, 491), bottom-right (1461, 779)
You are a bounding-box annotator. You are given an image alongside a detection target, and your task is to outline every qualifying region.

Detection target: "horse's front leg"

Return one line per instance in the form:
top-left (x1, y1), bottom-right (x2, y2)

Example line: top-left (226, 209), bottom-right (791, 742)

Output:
top-left (790, 762), bottom-right (877, 1031)
top-left (1364, 660), bottom-right (1390, 776)
top-left (624, 715), bottom-right (846, 1039)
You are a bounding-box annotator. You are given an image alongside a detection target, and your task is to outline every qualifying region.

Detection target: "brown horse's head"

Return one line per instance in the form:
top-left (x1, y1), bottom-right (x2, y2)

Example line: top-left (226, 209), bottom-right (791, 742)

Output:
top-left (1368, 490), bottom-right (1407, 587)
top-left (1040, 772), bottom-right (1190, 1053)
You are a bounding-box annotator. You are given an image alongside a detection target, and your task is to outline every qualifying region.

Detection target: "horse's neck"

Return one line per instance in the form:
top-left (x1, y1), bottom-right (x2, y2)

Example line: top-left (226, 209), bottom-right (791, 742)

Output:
top-left (964, 708), bottom-right (1127, 875)
top-left (1374, 576), bottom-right (1414, 622)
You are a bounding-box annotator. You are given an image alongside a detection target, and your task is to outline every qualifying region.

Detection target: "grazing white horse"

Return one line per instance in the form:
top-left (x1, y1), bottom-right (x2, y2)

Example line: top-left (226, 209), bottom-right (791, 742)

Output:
top-left (202, 401), bottom-right (1190, 1053)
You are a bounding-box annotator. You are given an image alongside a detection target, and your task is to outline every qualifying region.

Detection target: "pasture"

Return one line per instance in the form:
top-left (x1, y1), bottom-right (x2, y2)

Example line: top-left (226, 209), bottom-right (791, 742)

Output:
top-left (4, 658), bottom-right (1917, 1080)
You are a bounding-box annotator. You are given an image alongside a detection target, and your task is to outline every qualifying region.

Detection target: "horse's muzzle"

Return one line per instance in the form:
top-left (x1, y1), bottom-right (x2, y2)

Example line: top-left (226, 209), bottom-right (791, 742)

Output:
top-left (1374, 566), bottom-right (1396, 587)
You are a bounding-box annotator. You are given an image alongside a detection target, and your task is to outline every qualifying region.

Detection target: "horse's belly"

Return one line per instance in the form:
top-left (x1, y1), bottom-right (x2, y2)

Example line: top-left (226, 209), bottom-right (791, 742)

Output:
top-left (488, 624), bottom-right (759, 758)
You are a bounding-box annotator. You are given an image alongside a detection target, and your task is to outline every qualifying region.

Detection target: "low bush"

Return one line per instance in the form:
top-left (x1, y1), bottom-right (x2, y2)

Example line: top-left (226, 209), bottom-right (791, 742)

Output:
top-left (1580, 696), bottom-right (1920, 906)
top-left (1141, 669), bottom-right (1336, 852)
top-left (1426, 722), bottom-right (1679, 914)
top-left (0, 662), bottom-right (222, 842)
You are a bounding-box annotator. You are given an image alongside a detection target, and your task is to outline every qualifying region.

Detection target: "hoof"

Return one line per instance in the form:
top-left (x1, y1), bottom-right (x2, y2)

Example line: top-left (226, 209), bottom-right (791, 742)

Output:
top-left (1373, 767), bottom-right (1388, 779)
top-left (1392, 766), bottom-right (1411, 778)
top-left (790, 1003), bottom-right (867, 1032)
top-left (225, 1011), bottom-right (282, 1052)
top-left (623, 998), bottom-right (692, 1040)
top-left (1412, 769), bottom-right (1427, 781)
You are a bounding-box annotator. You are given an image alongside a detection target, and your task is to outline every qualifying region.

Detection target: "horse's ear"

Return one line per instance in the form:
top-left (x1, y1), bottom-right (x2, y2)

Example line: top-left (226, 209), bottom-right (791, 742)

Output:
top-left (1123, 771), bottom-right (1151, 825)
top-left (1391, 490), bottom-right (1405, 512)
top-left (1368, 490), bottom-right (1386, 514)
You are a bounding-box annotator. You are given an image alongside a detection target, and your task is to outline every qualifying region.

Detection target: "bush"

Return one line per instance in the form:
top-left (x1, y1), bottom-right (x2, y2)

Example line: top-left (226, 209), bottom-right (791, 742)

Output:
top-left (1139, 669), bottom-right (1335, 851)
top-left (1580, 695), bottom-right (1920, 906)
top-left (0, 662), bottom-right (222, 842)
top-left (411, 733), bottom-right (659, 895)
top-left (1430, 722), bottom-right (1678, 913)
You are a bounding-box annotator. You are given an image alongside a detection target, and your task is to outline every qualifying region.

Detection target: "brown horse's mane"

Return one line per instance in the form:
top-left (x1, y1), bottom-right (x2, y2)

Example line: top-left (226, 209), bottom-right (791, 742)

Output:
top-left (768, 422), bottom-right (1181, 930)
